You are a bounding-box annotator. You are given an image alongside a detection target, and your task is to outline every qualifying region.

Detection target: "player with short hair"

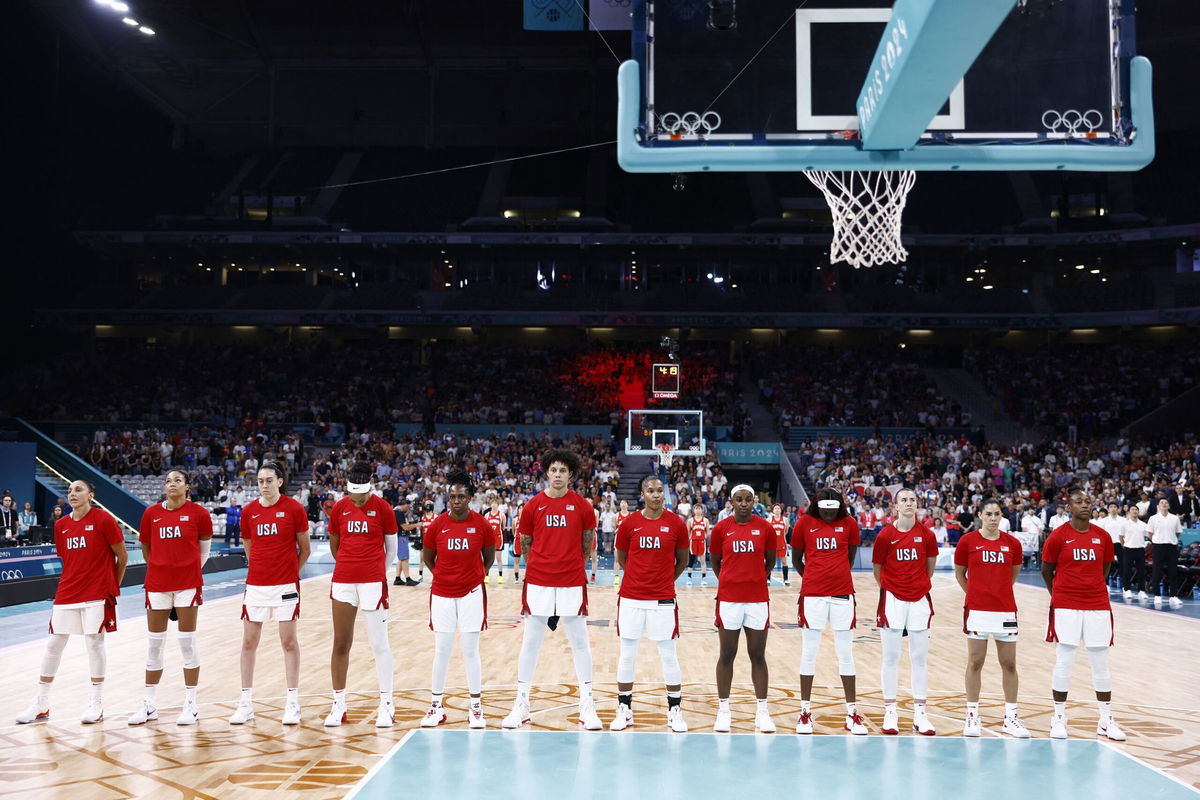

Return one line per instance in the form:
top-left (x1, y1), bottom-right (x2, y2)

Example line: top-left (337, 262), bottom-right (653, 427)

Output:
top-left (710, 484), bottom-right (777, 733)
top-left (228, 462), bottom-right (310, 725)
top-left (955, 497), bottom-right (1029, 738)
top-left (769, 503), bottom-right (790, 586)
top-left (325, 462), bottom-right (398, 728)
top-left (16, 480), bottom-right (128, 725)
top-left (1042, 487), bottom-right (1124, 741)
top-left (872, 487), bottom-right (938, 735)
top-left (128, 470), bottom-right (213, 726)
top-left (610, 475), bottom-right (690, 732)
top-left (502, 450), bottom-right (602, 730)
top-left (421, 472), bottom-right (495, 729)
top-left (485, 498), bottom-right (505, 586)
top-left (792, 488), bottom-right (865, 735)
top-left (686, 503), bottom-right (709, 586)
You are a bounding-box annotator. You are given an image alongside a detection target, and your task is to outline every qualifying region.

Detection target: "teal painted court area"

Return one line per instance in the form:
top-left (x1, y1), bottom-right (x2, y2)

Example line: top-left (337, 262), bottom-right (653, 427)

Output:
top-left (348, 730), bottom-right (1198, 800)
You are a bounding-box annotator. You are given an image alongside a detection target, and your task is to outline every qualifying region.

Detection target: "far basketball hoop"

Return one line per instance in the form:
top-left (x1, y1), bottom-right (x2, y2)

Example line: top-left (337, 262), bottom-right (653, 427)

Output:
top-left (656, 443), bottom-right (676, 470)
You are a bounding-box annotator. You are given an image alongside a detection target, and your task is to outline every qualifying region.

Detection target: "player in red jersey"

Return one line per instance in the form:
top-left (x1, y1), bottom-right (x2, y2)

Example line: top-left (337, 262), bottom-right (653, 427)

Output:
top-left (502, 449), bottom-right (602, 731)
top-left (1042, 487), bottom-right (1124, 741)
top-left (872, 488), bottom-right (939, 736)
top-left (791, 488), bottom-right (866, 735)
top-left (325, 462), bottom-right (398, 728)
top-left (484, 498), bottom-right (505, 586)
top-left (613, 499), bottom-right (632, 587)
top-left (421, 472), bottom-right (495, 729)
top-left (610, 476), bottom-right (690, 733)
top-left (128, 470), bottom-right (213, 727)
top-left (16, 480), bottom-right (128, 725)
top-left (769, 504), bottom-right (790, 587)
top-left (710, 484), bottom-right (777, 733)
top-left (954, 497), bottom-right (1029, 738)
top-left (511, 502), bottom-right (526, 582)
top-left (228, 463), bottom-right (310, 726)
top-left (417, 500), bottom-right (436, 583)
top-left (685, 504), bottom-right (709, 586)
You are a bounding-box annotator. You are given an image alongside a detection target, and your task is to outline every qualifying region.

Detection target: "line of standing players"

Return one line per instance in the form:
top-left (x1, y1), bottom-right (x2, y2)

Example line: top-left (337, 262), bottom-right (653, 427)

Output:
top-left (15, 454), bottom-right (1124, 741)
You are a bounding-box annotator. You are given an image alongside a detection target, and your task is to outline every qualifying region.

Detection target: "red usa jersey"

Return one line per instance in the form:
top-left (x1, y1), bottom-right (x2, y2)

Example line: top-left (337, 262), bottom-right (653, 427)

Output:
top-left (331, 494), bottom-right (397, 583)
top-left (1042, 522), bottom-right (1114, 611)
top-left (485, 511), bottom-right (504, 549)
top-left (518, 490), bottom-right (597, 587)
top-left (710, 516), bottom-right (775, 603)
top-left (421, 512), bottom-right (436, 538)
top-left (954, 530), bottom-right (1022, 612)
top-left (770, 517), bottom-right (789, 554)
top-left (616, 510), bottom-right (688, 601)
top-left (139, 500), bottom-right (213, 592)
top-left (689, 517), bottom-right (708, 556)
top-left (872, 521), bottom-right (939, 602)
top-left (55, 507), bottom-right (124, 604)
top-left (792, 513), bottom-right (860, 596)
top-left (242, 496), bottom-right (309, 586)
top-left (427, 511), bottom-right (490, 598)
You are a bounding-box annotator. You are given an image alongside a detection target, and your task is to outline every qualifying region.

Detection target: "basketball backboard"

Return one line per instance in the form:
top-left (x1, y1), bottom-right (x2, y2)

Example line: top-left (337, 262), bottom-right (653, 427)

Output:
top-left (625, 409), bottom-right (705, 458)
top-left (618, 0), bottom-right (1153, 171)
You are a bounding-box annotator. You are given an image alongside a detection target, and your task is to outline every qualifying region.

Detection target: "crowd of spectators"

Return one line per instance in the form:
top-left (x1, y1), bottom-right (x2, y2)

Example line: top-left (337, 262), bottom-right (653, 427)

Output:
top-left (964, 344), bottom-right (1200, 437)
top-left (750, 346), bottom-right (968, 433)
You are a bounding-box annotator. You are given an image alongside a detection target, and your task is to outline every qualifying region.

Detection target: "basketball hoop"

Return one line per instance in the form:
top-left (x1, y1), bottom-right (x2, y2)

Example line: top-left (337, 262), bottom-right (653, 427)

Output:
top-left (656, 443), bottom-right (676, 470)
top-left (804, 169), bottom-right (917, 269)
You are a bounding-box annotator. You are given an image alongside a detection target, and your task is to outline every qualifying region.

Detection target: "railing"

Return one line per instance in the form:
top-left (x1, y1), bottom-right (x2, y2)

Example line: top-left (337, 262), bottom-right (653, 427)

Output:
top-left (777, 447), bottom-right (810, 511)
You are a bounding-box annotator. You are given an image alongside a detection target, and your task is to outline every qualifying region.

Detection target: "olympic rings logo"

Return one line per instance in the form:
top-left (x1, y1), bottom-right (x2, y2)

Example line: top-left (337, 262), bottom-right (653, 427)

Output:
top-left (1041, 109), bottom-right (1104, 135)
top-left (0, 569), bottom-right (24, 580)
top-left (658, 111), bottom-right (722, 135)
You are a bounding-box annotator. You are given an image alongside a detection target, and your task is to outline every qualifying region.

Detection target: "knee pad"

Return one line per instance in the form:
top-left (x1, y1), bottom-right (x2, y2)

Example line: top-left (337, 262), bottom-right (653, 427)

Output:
top-left (84, 633), bottom-right (107, 678)
top-left (1052, 643), bottom-right (1078, 693)
top-left (799, 627), bottom-right (822, 675)
top-left (834, 628), bottom-right (855, 675)
top-left (657, 639), bottom-right (682, 686)
top-left (40, 634), bottom-right (69, 677)
top-left (177, 632), bottom-right (199, 670)
top-left (617, 637), bottom-right (639, 683)
top-left (146, 632), bottom-right (167, 671)
top-left (1087, 646), bottom-right (1111, 692)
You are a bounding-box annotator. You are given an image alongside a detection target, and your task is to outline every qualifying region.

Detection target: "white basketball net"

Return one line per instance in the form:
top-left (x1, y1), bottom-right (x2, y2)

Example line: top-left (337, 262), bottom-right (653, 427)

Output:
top-left (804, 170), bottom-right (917, 268)
top-left (657, 444), bottom-right (676, 469)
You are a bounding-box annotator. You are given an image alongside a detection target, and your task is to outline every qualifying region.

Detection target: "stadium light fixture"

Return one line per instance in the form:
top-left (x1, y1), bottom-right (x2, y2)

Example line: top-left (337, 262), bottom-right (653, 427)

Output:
top-left (109, 1), bottom-right (130, 11)
top-left (982, 284), bottom-right (994, 290)
top-left (1089, 268), bottom-right (1101, 274)
top-left (1074, 264), bottom-right (1086, 270)
top-left (122, 17), bottom-right (138, 26)
top-left (139, 26), bottom-right (155, 35)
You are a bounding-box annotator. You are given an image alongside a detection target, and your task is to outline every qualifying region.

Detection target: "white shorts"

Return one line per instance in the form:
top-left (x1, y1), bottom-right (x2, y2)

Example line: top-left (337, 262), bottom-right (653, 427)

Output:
top-left (522, 583), bottom-right (587, 617)
top-left (715, 600), bottom-right (769, 631)
top-left (330, 580), bottom-right (388, 611)
top-left (876, 590), bottom-right (934, 632)
top-left (798, 595), bottom-right (857, 631)
top-left (241, 583), bottom-right (301, 623)
top-left (1048, 608), bottom-right (1113, 648)
top-left (965, 609), bottom-right (1019, 642)
top-left (430, 586), bottom-right (488, 633)
top-left (617, 598), bottom-right (679, 641)
top-left (50, 601), bottom-right (109, 635)
top-left (146, 587), bottom-right (203, 611)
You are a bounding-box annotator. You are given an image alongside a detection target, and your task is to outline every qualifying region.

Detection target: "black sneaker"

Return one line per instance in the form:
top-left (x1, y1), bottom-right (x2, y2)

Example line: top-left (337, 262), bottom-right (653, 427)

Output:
top-left (393, 576), bottom-right (405, 586)
top-left (406, 578), bottom-right (420, 586)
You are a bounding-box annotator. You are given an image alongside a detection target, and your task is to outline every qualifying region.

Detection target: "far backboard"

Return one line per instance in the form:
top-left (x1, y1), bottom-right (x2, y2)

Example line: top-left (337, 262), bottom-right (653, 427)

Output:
top-left (625, 409), bottom-right (705, 458)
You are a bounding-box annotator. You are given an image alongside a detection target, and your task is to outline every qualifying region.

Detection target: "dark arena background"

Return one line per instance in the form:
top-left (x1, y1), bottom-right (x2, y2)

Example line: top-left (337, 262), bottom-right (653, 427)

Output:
top-left (2, 1), bottom-right (1199, 798)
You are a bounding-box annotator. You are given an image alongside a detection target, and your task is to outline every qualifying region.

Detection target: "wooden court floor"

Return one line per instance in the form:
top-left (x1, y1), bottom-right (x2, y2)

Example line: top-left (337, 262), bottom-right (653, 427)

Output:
top-left (1, 572), bottom-right (1197, 799)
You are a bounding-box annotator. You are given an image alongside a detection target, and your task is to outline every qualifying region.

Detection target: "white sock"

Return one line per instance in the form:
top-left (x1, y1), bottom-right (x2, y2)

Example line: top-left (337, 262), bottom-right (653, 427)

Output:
top-left (757, 698), bottom-right (769, 711)
top-left (286, 688), bottom-right (299, 704)
top-left (580, 681), bottom-right (593, 701)
top-left (240, 688), bottom-right (253, 703)
top-left (184, 685), bottom-right (197, 704)
top-left (846, 702), bottom-right (857, 716)
top-left (967, 702), bottom-right (980, 715)
top-left (885, 701), bottom-right (897, 710)
top-left (470, 696), bottom-right (482, 707)
top-left (801, 699), bottom-right (811, 712)
top-left (333, 689), bottom-right (346, 707)
top-left (1097, 700), bottom-right (1111, 718)
top-left (37, 681), bottom-right (51, 700)
top-left (517, 681), bottom-right (531, 702)
top-left (1054, 701), bottom-right (1066, 716)
top-left (91, 683), bottom-right (103, 703)
top-left (431, 693), bottom-right (443, 707)
top-left (718, 698), bottom-right (730, 712)
top-left (1004, 702), bottom-right (1018, 717)
top-left (145, 684), bottom-right (158, 704)
top-left (379, 691), bottom-right (392, 705)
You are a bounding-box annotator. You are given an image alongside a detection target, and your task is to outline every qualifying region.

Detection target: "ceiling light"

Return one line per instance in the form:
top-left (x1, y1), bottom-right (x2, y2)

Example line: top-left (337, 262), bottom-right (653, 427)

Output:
top-left (1090, 268), bottom-right (1100, 274)
top-left (1074, 264), bottom-right (1085, 270)
top-left (138, 26), bottom-right (155, 35)
top-left (109, 1), bottom-right (130, 11)
top-left (982, 284), bottom-right (994, 290)
top-left (121, 17), bottom-right (138, 26)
